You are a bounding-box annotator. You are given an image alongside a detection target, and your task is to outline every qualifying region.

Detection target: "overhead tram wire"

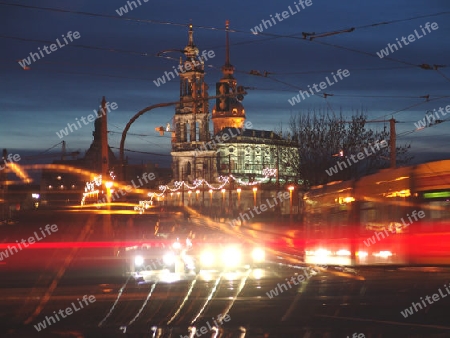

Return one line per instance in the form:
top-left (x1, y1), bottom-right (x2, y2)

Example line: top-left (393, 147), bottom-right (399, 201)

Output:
top-left (0, 34), bottom-right (151, 58)
top-left (3, 4), bottom-right (448, 84)
top-left (2, 1), bottom-right (449, 62)
top-left (2, 1), bottom-right (448, 37)
top-left (4, 3), bottom-right (448, 134)
top-left (374, 95), bottom-right (450, 121)
top-left (110, 147), bottom-right (170, 157)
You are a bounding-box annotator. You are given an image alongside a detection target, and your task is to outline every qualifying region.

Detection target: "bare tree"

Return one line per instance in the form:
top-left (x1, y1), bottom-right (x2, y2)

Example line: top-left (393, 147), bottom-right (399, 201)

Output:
top-left (286, 108), bottom-right (413, 189)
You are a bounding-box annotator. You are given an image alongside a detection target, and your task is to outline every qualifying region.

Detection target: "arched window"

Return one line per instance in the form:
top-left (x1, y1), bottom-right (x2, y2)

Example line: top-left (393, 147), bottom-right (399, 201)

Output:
top-left (186, 162), bottom-right (192, 175)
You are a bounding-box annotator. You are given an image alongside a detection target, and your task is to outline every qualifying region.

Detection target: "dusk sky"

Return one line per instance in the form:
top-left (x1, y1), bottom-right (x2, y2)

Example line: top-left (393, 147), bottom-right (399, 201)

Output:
top-left (1, 0), bottom-right (450, 169)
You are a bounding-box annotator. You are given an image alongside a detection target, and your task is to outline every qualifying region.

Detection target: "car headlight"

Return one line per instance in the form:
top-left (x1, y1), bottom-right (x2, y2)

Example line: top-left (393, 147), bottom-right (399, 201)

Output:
top-left (163, 252), bottom-right (176, 265)
top-left (200, 251), bottom-right (215, 267)
top-left (134, 255), bottom-right (144, 266)
top-left (252, 248), bottom-right (265, 262)
top-left (222, 247), bottom-right (241, 267)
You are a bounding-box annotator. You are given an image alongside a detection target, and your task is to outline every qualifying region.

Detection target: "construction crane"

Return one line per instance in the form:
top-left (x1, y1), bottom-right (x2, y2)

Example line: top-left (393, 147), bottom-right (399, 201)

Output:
top-left (23, 141), bottom-right (80, 162)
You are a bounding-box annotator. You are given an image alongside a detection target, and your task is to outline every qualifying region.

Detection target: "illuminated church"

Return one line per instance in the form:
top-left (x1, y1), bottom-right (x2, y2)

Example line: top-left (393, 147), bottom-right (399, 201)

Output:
top-left (171, 22), bottom-right (298, 185)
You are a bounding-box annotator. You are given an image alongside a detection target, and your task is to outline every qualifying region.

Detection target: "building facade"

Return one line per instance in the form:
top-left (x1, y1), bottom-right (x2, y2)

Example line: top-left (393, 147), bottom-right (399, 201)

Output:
top-left (170, 22), bottom-right (299, 185)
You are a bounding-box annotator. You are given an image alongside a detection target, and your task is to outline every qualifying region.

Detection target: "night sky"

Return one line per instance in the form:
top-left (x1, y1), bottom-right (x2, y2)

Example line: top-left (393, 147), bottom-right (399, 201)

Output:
top-left (1, 0), bottom-right (450, 169)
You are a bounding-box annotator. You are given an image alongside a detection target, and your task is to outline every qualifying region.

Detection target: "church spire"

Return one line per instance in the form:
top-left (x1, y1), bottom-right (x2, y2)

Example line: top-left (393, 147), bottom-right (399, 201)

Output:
top-left (212, 20), bottom-right (245, 135)
top-left (225, 20), bottom-right (230, 66)
top-left (184, 23), bottom-right (199, 60)
top-left (221, 20), bottom-right (235, 78)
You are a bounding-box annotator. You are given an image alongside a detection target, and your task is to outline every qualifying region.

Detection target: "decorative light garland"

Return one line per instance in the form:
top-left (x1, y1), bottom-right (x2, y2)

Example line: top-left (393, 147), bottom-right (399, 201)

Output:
top-left (80, 171), bottom-right (116, 206)
top-left (146, 169), bottom-right (278, 203)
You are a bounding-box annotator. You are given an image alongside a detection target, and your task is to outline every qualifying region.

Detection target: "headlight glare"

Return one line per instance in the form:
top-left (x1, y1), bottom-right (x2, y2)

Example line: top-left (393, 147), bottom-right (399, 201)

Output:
top-left (134, 255), bottom-right (144, 266)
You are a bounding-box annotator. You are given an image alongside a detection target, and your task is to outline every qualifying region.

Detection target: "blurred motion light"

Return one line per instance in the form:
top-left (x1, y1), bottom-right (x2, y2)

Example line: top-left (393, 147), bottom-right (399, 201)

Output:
top-left (200, 251), bottom-right (215, 267)
top-left (163, 252), bottom-right (176, 266)
top-left (424, 191), bottom-right (450, 199)
top-left (134, 255), bottom-right (144, 266)
top-left (222, 247), bottom-right (241, 267)
top-left (252, 248), bottom-right (265, 262)
top-left (315, 249), bottom-right (331, 257)
top-left (336, 249), bottom-right (351, 256)
top-left (373, 250), bottom-right (392, 258)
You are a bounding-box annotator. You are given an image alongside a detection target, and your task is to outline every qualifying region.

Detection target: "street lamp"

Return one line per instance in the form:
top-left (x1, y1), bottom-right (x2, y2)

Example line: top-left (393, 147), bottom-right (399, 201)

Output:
top-left (105, 181), bottom-right (113, 203)
top-left (208, 189), bottom-right (213, 217)
top-left (221, 188), bottom-right (226, 212)
top-left (288, 186), bottom-right (294, 222)
top-left (253, 187), bottom-right (257, 207)
top-left (236, 188), bottom-right (241, 210)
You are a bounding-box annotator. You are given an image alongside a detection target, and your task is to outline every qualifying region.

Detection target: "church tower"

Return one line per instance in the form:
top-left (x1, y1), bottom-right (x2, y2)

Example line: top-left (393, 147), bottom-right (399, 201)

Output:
top-left (171, 24), bottom-right (215, 182)
top-left (212, 20), bottom-right (246, 135)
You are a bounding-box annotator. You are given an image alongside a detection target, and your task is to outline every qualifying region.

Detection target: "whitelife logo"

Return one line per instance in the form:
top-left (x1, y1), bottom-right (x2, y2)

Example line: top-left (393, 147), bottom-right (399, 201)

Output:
top-left (229, 191), bottom-right (290, 226)
top-left (95, 172), bottom-right (155, 207)
top-left (153, 50), bottom-right (215, 87)
top-left (194, 121), bottom-right (253, 156)
top-left (0, 224), bottom-right (58, 261)
top-left (288, 69), bottom-right (350, 106)
top-left (414, 104), bottom-right (450, 130)
top-left (363, 210), bottom-right (425, 247)
top-left (250, 0), bottom-right (313, 34)
top-left (266, 265), bottom-right (327, 299)
top-left (400, 284), bottom-right (450, 318)
top-left (0, 153), bottom-right (21, 171)
top-left (115, 0), bottom-right (149, 16)
top-left (376, 22), bottom-right (439, 59)
top-left (325, 140), bottom-right (388, 177)
top-left (34, 294), bottom-right (96, 331)
top-left (18, 31), bottom-right (81, 69)
top-left (55, 101), bottom-right (118, 139)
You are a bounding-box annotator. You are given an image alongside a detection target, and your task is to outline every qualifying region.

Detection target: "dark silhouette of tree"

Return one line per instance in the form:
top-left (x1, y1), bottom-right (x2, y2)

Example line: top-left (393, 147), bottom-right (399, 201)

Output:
top-left (286, 108), bottom-right (413, 189)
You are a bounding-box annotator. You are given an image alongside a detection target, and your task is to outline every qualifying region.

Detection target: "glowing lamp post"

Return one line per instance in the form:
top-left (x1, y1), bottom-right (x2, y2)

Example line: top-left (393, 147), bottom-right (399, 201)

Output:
top-left (221, 188), bottom-right (226, 213)
top-left (253, 187), bottom-right (257, 207)
top-left (105, 181), bottom-right (113, 202)
top-left (288, 186), bottom-right (294, 222)
top-left (236, 188), bottom-right (241, 210)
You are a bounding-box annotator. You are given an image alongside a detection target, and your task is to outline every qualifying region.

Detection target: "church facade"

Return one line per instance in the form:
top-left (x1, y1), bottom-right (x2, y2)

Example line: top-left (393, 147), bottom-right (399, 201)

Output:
top-left (171, 22), bottom-right (299, 186)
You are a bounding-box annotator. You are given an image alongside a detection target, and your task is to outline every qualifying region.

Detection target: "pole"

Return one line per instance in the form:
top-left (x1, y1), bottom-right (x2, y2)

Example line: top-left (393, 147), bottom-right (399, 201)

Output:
top-left (228, 154), bottom-right (232, 213)
top-left (181, 168), bottom-right (185, 207)
top-left (119, 92), bottom-right (247, 181)
top-left (202, 175), bottom-right (205, 209)
top-left (390, 118), bottom-right (396, 169)
top-left (289, 186), bottom-right (294, 222)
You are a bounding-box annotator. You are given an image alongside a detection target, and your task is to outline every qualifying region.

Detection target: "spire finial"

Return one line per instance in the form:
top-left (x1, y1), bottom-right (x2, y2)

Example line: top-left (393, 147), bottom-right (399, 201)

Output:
top-left (184, 22), bottom-right (199, 59)
top-left (221, 20), bottom-right (234, 77)
top-left (188, 23), bottom-right (194, 47)
top-left (225, 20), bottom-right (230, 65)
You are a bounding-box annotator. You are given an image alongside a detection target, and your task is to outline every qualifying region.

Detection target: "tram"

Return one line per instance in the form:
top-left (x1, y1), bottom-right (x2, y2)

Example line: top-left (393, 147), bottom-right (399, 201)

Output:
top-left (302, 159), bottom-right (450, 265)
